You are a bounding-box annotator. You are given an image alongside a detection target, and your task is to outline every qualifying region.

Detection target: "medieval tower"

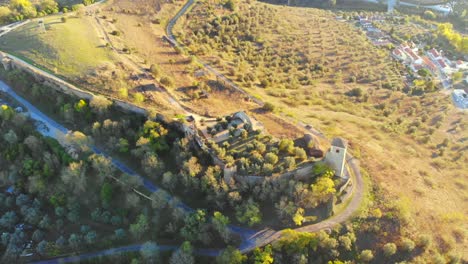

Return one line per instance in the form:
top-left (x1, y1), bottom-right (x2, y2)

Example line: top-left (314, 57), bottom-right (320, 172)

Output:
top-left (325, 138), bottom-right (348, 178)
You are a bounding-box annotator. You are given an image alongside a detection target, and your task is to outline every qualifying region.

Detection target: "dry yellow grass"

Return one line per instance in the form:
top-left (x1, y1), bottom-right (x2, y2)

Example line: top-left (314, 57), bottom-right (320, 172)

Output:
top-left (26, 0), bottom-right (464, 258)
top-left (178, 0), bottom-right (467, 258)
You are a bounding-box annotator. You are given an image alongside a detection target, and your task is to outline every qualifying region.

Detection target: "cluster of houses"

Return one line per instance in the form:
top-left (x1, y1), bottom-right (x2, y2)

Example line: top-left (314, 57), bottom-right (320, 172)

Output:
top-left (392, 42), bottom-right (467, 89)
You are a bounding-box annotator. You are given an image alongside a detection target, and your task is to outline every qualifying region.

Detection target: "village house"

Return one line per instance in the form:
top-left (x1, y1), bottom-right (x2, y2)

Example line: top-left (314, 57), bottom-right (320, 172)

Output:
top-left (422, 57), bottom-right (438, 74)
top-left (392, 48), bottom-right (406, 61)
top-left (403, 47), bottom-right (422, 64)
top-left (427, 48), bottom-right (442, 61)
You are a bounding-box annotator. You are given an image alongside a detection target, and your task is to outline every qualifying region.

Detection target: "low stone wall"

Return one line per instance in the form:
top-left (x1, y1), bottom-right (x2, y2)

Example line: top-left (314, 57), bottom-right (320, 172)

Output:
top-left (0, 51), bottom-right (148, 117)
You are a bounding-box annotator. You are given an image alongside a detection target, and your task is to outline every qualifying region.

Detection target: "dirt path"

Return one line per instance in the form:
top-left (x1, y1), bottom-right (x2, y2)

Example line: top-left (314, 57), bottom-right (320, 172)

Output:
top-left (1, 0), bottom-right (365, 260)
top-left (166, 0), bottom-right (366, 252)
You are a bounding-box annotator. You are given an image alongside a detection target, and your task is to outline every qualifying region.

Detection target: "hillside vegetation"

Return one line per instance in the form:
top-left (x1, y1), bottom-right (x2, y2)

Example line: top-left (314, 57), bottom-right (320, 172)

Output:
top-left (177, 0), bottom-right (468, 260)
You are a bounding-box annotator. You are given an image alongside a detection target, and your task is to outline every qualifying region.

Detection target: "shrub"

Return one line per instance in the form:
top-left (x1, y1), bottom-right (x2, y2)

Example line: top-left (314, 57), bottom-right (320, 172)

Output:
top-left (400, 238), bottom-right (415, 252)
top-left (383, 243), bottom-right (397, 257)
top-left (262, 102), bottom-right (275, 112)
top-left (347, 87), bottom-right (363, 97)
top-left (417, 234), bottom-right (432, 249)
top-left (71, 4), bottom-right (85, 11)
top-left (149, 64), bottom-right (160, 77)
top-left (61, 17), bottom-right (67, 23)
top-left (295, 147), bottom-right (307, 161)
top-left (264, 153), bottom-right (278, 165)
top-left (133, 93), bottom-right (145, 104)
top-left (360, 250), bottom-right (374, 262)
top-left (110, 30), bottom-right (120, 36)
top-left (160, 76), bottom-right (175, 88)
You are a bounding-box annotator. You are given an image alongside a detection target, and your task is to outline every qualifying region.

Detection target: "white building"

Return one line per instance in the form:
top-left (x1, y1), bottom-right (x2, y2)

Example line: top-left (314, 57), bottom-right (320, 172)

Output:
top-left (325, 138), bottom-right (348, 179)
top-left (452, 90), bottom-right (468, 109)
top-left (455, 60), bottom-right (468, 70)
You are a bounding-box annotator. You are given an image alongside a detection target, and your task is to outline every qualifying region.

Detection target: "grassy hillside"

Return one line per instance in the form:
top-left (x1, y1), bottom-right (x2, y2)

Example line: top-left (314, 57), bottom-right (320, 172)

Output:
top-left (0, 14), bottom-right (114, 78)
top-left (178, 0), bottom-right (468, 260)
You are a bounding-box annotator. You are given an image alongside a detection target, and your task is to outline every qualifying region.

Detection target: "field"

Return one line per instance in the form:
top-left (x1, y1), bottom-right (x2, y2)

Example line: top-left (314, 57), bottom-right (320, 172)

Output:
top-left (0, 14), bottom-right (114, 79)
top-left (0, 10), bottom-right (182, 115)
top-left (178, 0), bottom-right (468, 259)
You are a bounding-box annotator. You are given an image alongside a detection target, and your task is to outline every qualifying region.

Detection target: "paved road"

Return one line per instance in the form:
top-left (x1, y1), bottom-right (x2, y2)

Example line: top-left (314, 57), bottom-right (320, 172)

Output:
top-left (0, 1), bottom-right (366, 261)
top-left (0, 81), bottom-right (263, 262)
top-left (1, 75), bottom-right (362, 262)
top-left (0, 20), bottom-right (31, 38)
top-left (165, 0), bottom-right (365, 253)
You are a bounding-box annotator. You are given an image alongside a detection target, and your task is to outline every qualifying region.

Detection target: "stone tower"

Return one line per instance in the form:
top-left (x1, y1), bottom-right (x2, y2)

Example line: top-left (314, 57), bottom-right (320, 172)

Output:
top-left (325, 138), bottom-right (348, 178)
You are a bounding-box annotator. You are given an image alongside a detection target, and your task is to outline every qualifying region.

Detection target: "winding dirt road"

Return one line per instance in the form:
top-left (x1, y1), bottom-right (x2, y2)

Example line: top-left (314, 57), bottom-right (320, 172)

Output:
top-left (0, 0), bottom-right (366, 261)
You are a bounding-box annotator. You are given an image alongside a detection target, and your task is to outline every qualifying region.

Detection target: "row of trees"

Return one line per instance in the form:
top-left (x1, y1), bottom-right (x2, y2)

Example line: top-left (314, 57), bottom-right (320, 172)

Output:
top-left (0, 0), bottom-right (95, 24)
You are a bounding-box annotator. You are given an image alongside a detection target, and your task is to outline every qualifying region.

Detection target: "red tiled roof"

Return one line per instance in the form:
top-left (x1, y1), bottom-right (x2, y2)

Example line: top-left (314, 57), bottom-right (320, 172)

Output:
top-left (437, 59), bottom-right (447, 68)
top-left (404, 48), bottom-right (420, 61)
top-left (422, 57), bottom-right (437, 71)
top-left (429, 48), bottom-right (440, 58)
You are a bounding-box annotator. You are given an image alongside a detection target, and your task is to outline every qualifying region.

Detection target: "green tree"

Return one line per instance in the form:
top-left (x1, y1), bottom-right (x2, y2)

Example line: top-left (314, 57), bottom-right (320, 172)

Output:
top-left (74, 99), bottom-right (87, 113)
top-left (130, 214), bottom-right (149, 239)
top-left (360, 249), bottom-right (374, 262)
top-left (181, 210), bottom-right (207, 242)
top-left (216, 246), bottom-right (246, 264)
top-left (118, 138), bottom-right (129, 153)
top-left (278, 139), bottom-right (294, 154)
top-left (39, 0), bottom-right (58, 14)
top-left (212, 211), bottom-right (230, 242)
top-left (36, 240), bottom-right (48, 255)
top-left (295, 147), bottom-right (307, 161)
top-left (160, 76), bottom-right (175, 87)
top-left (10, 0), bottom-right (37, 17)
top-left (383, 242), bottom-right (397, 257)
top-left (100, 182), bottom-right (113, 205)
top-left (170, 241), bottom-right (194, 264)
top-left (224, 0), bottom-right (237, 11)
top-left (236, 199), bottom-right (262, 226)
top-left (292, 208), bottom-right (305, 226)
top-left (311, 177), bottom-right (335, 205)
top-left (140, 241), bottom-right (159, 264)
top-left (90, 95), bottom-right (112, 115)
top-left (253, 245), bottom-right (273, 264)
top-left (0, 6), bottom-right (12, 23)
top-left (264, 153), bottom-right (278, 165)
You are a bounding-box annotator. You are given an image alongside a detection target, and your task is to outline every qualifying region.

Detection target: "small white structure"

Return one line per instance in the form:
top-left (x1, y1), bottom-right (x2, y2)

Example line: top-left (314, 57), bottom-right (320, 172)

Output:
top-left (455, 60), bottom-right (468, 70)
top-left (452, 89), bottom-right (468, 109)
top-left (325, 138), bottom-right (348, 179)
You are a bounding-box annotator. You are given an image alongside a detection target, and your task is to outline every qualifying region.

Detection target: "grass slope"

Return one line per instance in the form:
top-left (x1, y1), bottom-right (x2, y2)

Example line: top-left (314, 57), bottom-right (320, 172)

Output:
top-left (0, 14), bottom-right (114, 78)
